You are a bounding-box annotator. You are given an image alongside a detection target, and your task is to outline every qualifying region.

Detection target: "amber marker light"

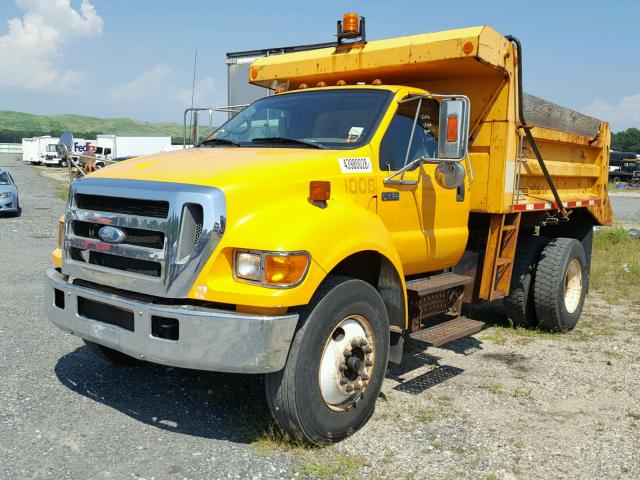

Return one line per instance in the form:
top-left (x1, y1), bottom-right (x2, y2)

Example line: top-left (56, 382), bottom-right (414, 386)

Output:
top-left (309, 181), bottom-right (331, 202)
top-left (372, 78), bottom-right (382, 85)
top-left (447, 114), bottom-right (459, 142)
top-left (342, 13), bottom-right (360, 34)
top-left (265, 254), bottom-right (310, 286)
top-left (463, 41), bottom-right (474, 55)
top-left (336, 80), bottom-right (346, 86)
top-left (298, 83), bottom-right (308, 89)
top-left (316, 81), bottom-right (327, 87)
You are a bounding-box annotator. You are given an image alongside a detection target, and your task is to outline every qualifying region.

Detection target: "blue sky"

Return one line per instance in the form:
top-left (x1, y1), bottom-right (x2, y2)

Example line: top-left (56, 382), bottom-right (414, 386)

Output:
top-left (1, 0), bottom-right (639, 131)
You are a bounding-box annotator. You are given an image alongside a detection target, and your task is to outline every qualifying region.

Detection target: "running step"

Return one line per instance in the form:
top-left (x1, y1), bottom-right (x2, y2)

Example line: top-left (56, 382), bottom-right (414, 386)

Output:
top-left (406, 272), bottom-right (473, 296)
top-left (410, 316), bottom-right (485, 347)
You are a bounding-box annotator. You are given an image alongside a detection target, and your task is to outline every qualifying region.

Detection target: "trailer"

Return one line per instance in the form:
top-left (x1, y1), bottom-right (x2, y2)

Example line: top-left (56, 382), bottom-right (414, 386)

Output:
top-left (94, 135), bottom-right (172, 164)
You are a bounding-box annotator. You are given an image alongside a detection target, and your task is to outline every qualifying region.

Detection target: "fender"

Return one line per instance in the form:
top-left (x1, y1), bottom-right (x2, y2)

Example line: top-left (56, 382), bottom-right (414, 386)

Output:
top-left (190, 198), bottom-right (407, 317)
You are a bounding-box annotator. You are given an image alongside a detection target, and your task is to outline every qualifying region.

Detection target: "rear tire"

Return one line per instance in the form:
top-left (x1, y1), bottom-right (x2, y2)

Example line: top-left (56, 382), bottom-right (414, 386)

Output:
top-left (533, 238), bottom-right (587, 332)
top-left (83, 340), bottom-right (142, 366)
top-left (504, 235), bottom-right (548, 328)
top-left (265, 276), bottom-right (389, 445)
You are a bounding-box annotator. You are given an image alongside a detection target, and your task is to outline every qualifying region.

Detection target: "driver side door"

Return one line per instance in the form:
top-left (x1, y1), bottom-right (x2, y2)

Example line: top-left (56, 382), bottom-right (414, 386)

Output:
top-left (374, 96), bottom-right (470, 275)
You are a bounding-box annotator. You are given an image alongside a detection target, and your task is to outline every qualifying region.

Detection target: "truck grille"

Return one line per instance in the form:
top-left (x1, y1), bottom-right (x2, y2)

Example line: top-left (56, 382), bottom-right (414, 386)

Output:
top-left (75, 193), bottom-right (169, 218)
top-left (72, 220), bottom-right (165, 249)
top-left (62, 178), bottom-right (226, 297)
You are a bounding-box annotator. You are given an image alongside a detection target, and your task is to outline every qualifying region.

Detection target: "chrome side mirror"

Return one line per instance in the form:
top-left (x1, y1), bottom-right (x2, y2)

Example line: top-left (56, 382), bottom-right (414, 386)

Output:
top-left (437, 97), bottom-right (470, 161)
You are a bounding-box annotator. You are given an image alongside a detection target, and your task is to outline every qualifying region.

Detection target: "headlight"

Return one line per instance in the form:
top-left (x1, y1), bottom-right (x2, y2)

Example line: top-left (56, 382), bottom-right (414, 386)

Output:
top-left (0, 192), bottom-right (12, 199)
top-left (234, 250), bottom-right (310, 288)
top-left (235, 251), bottom-right (262, 282)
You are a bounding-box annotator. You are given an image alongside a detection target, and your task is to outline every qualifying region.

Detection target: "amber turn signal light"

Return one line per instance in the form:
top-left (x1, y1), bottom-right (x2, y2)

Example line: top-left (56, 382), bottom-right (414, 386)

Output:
top-left (309, 181), bottom-right (331, 202)
top-left (265, 254), bottom-right (309, 286)
top-left (447, 114), bottom-right (459, 142)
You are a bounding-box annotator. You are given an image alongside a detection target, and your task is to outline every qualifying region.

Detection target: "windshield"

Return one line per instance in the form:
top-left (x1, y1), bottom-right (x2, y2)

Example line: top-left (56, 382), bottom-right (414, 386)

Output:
top-left (206, 89), bottom-right (392, 149)
top-left (46, 144), bottom-right (57, 152)
top-left (0, 172), bottom-right (10, 185)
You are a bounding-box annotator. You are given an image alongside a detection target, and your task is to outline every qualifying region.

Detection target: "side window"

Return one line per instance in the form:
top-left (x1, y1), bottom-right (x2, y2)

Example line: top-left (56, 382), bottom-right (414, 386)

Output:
top-left (379, 98), bottom-right (439, 171)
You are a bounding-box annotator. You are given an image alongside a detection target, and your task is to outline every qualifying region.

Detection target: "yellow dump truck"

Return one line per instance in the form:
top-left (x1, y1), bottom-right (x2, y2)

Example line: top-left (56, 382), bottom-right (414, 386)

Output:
top-left (45, 15), bottom-right (612, 445)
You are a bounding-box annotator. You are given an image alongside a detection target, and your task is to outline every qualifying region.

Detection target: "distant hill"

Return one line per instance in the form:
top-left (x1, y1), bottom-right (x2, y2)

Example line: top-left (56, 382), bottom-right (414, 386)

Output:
top-left (0, 111), bottom-right (185, 144)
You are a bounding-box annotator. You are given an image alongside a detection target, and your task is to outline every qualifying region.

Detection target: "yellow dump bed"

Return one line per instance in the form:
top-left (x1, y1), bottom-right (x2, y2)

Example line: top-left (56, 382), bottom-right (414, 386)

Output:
top-left (250, 26), bottom-right (612, 225)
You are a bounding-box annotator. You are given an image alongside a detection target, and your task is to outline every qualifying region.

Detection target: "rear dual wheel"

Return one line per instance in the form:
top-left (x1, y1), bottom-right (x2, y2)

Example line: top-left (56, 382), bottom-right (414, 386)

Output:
top-left (534, 238), bottom-right (587, 332)
top-left (505, 236), bottom-right (588, 332)
top-left (265, 276), bottom-right (389, 445)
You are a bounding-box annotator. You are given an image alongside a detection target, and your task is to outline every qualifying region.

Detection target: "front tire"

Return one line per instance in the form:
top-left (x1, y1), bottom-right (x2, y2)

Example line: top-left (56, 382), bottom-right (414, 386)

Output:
top-left (265, 276), bottom-right (390, 445)
top-left (533, 238), bottom-right (587, 332)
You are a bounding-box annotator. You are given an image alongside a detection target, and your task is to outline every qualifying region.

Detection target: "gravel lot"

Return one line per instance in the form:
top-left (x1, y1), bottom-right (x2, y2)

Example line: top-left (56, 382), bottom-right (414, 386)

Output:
top-left (1, 157), bottom-right (639, 479)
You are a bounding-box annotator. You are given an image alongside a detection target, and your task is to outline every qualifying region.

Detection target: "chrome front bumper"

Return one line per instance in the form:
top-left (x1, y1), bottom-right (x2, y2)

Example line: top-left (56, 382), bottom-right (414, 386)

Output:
top-left (44, 268), bottom-right (299, 373)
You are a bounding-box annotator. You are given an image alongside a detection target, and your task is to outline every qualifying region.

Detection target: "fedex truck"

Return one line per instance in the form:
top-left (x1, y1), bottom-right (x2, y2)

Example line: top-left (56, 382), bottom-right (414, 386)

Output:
top-left (41, 138), bottom-right (94, 167)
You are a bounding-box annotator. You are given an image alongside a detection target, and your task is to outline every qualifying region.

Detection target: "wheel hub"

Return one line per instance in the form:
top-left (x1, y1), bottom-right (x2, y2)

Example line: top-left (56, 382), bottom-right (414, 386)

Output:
top-left (319, 316), bottom-right (375, 411)
top-left (563, 258), bottom-right (583, 314)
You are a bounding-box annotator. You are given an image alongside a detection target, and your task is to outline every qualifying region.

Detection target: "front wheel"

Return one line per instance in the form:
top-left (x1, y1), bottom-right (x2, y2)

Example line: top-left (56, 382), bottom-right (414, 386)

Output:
top-left (265, 276), bottom-right (389, 445)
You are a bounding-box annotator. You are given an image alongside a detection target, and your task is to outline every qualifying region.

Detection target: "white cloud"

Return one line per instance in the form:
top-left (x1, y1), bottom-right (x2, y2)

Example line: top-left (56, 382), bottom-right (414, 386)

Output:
top-left (0, 0), bottom-right (103, 91)
top-left (110, 64), bottom-right (218, 108)
top-left (581, 94), bottom-right (640, 132)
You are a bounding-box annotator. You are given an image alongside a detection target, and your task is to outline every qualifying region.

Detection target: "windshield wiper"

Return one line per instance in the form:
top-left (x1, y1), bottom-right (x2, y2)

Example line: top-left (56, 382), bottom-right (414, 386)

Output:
top-left (200, 138), bottom-right (240, 147)
top-left (251, 137), bottom-right (324, 149)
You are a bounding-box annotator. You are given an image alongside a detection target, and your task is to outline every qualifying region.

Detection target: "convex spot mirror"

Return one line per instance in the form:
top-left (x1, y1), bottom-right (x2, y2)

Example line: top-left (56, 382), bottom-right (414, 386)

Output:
top-left (437, 97), bottom-right (470, 161)
top-left (55, 144), bottom-right (68, 159)
top-left (57, 131), bottom-right (74, 159)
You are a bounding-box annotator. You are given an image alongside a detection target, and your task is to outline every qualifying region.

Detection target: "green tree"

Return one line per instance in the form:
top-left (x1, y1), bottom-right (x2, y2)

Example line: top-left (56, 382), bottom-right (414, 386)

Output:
top-left (611, 128), bottom-right (640, 153)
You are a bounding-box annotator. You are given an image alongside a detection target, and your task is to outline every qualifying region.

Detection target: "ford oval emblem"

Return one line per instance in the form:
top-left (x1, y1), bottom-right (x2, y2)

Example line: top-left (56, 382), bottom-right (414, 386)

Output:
top-left (98, 226), bottom-right (126, 244)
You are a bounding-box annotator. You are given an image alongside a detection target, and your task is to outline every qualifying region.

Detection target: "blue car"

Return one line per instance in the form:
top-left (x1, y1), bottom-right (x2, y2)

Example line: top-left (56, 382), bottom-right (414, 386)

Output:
top-left (0, 169), bottom-right (19, 216)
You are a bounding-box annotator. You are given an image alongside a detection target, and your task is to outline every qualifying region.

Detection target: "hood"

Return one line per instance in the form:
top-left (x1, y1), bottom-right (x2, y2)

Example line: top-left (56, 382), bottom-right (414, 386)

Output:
top-left (88, 146), bottom-right (352, 193)
top-left (0, 184), bottom-right (17, 194)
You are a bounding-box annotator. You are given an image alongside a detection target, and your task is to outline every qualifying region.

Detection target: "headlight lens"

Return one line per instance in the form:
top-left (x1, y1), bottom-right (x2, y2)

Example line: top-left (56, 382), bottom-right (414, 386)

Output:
top-left (234, 250), bottom-right (310, 287)
top-left (0, 192), bottom-right (12, 199)
top-left (235, 251), bottom-right (262, 282)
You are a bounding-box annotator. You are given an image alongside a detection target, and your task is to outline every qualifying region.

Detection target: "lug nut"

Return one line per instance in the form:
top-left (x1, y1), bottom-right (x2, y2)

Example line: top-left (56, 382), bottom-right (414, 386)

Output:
top-left (361, 373), bottom-right (369, 380)
top-left (365, 360), bottom-right (373, 367)
top-left (340, 378), bottom-right (348, 385)
top-left (338, 362), bottom-right (347, 371)
top-left (363, 346), bottom-right (373, 354)
top-left (343, 348), bottom-right (352, 357)
top-left (351, 339), bottom-right (359, 348)
top-left (353, 383), bottom-right (362, 391)
top-left (345, 385), bottom-right (354, 393)
top-left (359, 338), bottom-right (368, 347)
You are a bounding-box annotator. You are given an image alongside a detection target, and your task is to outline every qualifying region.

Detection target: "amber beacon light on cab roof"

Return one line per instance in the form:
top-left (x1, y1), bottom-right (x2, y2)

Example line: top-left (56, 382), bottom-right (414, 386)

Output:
top-left (45, 14), bottom-right (612, 445)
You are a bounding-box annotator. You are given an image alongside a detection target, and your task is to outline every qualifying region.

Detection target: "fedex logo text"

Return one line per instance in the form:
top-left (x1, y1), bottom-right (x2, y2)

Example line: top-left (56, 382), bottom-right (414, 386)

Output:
top-left (73, 141), bottom-right (93, 152)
